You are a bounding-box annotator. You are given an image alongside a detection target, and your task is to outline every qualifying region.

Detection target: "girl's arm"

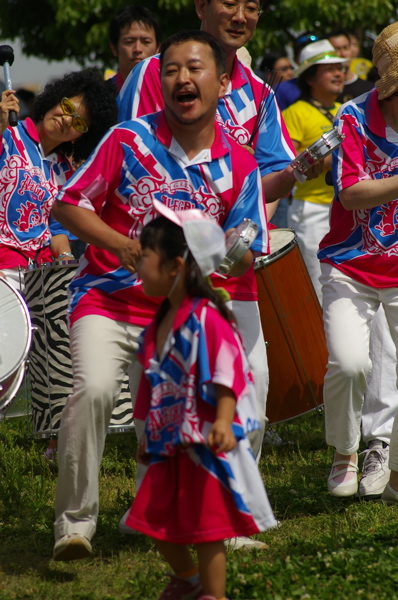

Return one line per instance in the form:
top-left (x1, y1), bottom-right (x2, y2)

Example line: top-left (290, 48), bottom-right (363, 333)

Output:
top-left (136, 435), bottom-right (150, 465)
top-left (207, 384), bottom-right (237, 453)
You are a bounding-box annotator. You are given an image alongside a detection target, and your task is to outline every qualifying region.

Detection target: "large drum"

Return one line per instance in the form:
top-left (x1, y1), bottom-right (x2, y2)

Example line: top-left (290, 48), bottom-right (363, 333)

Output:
top-left (22, 261), bottom-right (133, 437)
top-left (255, 228), bottom-right (327, 424)
top-left (0, 278), bottom-right (32, 416)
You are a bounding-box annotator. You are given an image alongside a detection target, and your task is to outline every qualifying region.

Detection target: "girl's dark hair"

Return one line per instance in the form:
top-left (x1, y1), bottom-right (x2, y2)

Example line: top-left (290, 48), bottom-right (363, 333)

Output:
top-left (32, 68), bottom-right (118, 162)
top-left (140, 216), bottom-right (235, 324)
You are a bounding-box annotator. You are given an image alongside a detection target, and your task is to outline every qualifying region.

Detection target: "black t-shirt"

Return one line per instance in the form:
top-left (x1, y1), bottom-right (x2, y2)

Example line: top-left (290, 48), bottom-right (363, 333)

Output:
top-left (337, 76), bottom-right (374, 104)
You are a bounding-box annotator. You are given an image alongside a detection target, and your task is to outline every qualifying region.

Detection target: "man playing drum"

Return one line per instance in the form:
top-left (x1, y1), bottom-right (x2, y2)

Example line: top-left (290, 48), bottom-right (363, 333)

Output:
top-left (117, 0), bottom-right (324, 471)
top-left (51, 30), bottom-right (269, 561)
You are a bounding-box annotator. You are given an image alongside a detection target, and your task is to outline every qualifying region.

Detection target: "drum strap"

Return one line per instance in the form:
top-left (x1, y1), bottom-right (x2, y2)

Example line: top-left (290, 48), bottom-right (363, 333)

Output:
top-left (305, 98), bottom-right (336, 125)
top-left (7, 246), bottom-right (43, 266)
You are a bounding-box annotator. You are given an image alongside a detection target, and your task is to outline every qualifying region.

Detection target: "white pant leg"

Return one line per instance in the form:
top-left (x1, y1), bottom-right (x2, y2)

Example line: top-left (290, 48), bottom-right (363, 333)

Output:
top-left (377, 292), bottom-right (398, 472)
top-left (389, 416), bottom-right (398, 472)
top-left (54, 314), bottom-right (142, 540)
top-left (362, 305), bottom-right (398, 445)
top-left (133, 418), bottom-right (147, 492)
top-left (320, 264), bottom-right (378, 455)
top-left (287, 199), bottom-right (331, 302)
top-left (229, 299), bottom-right (268, 461)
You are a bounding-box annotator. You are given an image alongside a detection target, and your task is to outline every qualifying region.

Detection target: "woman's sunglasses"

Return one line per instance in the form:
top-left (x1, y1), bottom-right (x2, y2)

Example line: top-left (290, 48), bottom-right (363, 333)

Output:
top-left (60, 97), bottom-right (89, 134)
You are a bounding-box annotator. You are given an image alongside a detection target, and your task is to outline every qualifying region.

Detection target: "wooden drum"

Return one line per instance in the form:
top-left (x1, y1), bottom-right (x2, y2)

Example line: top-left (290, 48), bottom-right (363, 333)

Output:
top-left (254, 228), bottom-right (327, 424)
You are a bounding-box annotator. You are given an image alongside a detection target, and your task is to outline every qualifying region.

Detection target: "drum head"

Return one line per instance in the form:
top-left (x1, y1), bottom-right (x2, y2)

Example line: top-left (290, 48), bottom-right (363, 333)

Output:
top-left (269, 228), bottom-right (296, 254)
top-left (255, 228), bottom-right (296, 268)
top-left (0, 278), bottom-right (31, 381)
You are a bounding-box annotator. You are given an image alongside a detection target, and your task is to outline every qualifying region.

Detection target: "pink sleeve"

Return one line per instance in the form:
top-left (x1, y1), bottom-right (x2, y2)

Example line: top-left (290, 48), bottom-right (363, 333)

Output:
top-left (335, 112), bottom-right (372, 192)
top-left (117, 56), bottom-right (164, 121)
top-left (201, 306), bottom-right (250, 404)
top-left (56, 128), bottom-right (124, 214)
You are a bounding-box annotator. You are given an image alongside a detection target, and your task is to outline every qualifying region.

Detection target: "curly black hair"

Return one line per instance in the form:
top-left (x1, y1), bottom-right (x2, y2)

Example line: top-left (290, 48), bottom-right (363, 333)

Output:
top-left (32, 68), bottom-right (118, 162)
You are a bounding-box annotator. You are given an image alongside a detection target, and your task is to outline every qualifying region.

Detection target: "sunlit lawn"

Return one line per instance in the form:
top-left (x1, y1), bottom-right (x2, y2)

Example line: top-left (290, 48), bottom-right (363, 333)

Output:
top-left (1, 409), bottom-right (398, 600)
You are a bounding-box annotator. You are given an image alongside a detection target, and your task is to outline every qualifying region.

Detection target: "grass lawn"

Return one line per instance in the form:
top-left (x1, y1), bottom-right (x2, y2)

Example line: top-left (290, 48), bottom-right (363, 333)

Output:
top-left (1, 410), bottom-right (398, 600)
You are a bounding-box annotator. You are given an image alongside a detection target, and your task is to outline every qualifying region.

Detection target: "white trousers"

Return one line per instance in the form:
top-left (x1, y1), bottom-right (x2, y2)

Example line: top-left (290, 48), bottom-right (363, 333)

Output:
top-left (54, 315), bottom-right (143, 540)
top-left (320, 263), bottom-right (398, 455)
top-left (362, 305), bottom-right (398, 445)
top-left (287, 199), bottom-right (331, 302)
top-left (286, 197), bottom-right (398, 448)
top-left (230, 299), bottom-right (268, 461)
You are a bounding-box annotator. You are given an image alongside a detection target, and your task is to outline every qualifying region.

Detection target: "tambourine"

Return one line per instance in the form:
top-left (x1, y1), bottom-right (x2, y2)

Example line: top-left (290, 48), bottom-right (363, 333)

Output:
top-left (291, 127), bottom-right (345, 182)
top-left (218, 218), bottom-right (258, 275)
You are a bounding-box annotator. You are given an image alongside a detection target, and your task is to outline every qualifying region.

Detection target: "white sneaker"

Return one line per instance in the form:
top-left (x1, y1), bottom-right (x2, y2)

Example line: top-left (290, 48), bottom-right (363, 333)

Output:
top-left (118, 508), bottom-right (142, 535)
top-left (224, 536), bottom-right (267, 550)
top-left (359, 440), bottom-right (390, 499)
top-left (327, 457), bottom-right (358, 497)
top-left (381, 482), bottom-right (398, 505)
top-left (53, 533), bottom-right (92, 561)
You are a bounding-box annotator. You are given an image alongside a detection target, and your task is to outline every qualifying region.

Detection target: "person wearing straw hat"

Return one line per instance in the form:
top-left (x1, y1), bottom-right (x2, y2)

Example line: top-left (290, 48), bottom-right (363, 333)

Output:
top-left (283, 39), bottom-right (348, 301)
top-left (51, 30), bottom-right (269, 561)
top-left (317, 21), bottom-right (398, 499)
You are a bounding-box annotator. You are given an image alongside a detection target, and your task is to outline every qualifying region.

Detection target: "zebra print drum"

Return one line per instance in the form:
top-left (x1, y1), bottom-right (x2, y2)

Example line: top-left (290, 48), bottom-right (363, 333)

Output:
top-left (22, 261), bottom-right (133, 437)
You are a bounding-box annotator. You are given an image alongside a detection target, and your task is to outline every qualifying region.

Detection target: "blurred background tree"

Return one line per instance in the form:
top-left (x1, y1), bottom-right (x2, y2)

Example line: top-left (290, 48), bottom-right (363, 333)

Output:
top-left (0, 0), bottom-right (396, 69)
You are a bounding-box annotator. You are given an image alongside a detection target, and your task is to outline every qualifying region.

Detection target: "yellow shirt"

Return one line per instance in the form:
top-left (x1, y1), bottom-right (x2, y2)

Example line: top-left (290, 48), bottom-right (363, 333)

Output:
top-left (283, 100), bottom-right (340, 205)
top-left (351, 57), bottom-right (373, 80)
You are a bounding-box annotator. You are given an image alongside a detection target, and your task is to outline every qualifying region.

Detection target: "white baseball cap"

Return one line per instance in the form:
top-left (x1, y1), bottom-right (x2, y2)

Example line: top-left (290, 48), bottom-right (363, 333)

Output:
top-left (153, 200), bottom-right (226, 276)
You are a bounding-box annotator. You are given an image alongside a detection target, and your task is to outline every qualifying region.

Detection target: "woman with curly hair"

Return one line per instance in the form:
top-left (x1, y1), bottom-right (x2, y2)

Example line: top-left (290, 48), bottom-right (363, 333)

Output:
top-left (0, 68), bottom-right (118, 286)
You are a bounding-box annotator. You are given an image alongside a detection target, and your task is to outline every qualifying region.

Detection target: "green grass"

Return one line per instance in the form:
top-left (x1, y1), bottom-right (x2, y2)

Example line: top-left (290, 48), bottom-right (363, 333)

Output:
top-left (1, 411), bottom-right (398, 600)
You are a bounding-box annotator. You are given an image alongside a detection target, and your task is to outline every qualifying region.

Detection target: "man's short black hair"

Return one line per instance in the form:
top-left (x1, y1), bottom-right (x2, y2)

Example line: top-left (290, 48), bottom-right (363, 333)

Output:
top-left (109, 6), bottom-right (162, 48)
top-left (159, 30), bottom-right (226, 76)
top-left (327, 29), bottom-right (351, 43)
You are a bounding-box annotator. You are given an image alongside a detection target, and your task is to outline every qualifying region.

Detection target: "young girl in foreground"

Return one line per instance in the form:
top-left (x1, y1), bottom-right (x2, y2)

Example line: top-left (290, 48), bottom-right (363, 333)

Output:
top-left (126, 201), bottom-right (276, 600)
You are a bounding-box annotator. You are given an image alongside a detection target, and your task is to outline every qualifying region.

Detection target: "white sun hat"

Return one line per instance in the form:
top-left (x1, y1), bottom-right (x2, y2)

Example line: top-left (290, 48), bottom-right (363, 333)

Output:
top-left (295, 39), bottom-right (349, 78)
top-left (153, 200), bottom-right (226, 276)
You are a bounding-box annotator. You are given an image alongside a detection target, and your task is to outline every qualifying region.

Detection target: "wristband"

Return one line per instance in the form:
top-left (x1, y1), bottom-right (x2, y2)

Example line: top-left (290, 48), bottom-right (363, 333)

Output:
top-left (57, 252), bottom-right (75, 260)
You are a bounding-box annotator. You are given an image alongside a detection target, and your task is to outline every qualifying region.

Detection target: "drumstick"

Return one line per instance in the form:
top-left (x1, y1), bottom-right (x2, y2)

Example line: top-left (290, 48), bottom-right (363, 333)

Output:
top-left (0, 45), bottom-right (18, 126)
top-left (249, 70), bottom-right (282, 147)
